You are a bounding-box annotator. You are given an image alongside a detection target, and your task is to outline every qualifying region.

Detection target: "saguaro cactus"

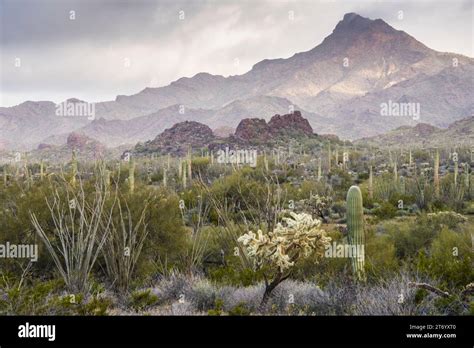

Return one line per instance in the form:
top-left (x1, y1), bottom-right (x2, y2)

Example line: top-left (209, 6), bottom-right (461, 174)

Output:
top-left (128, 158), bottom-right (135, 194)
top-left (40, 160), bottom-right (45, 181)
top-left (434, 149), bottom-right (440, 198)
top-left (454, 154), bottom-right (458, 187)
top-left (187, 153), bottom-right (192, 183)
top-left (317, 158), bottom-right (322, 181)
top-left (71, 150), bottom-right (78, 187)
top-left (163, 168), bottom-right (167, 187)
top-left (464, 163), bottom-right (470, 191)
top-left (368, 166), bottom-right (373, 200)
top-left (393, 162), bottom-right (398, 183)
top-left (346, 186), bottom-right (365, 281)
top-left (327, 144), bottom-right (332, 170)
top-left (182, 163), bottom-right (187, 188)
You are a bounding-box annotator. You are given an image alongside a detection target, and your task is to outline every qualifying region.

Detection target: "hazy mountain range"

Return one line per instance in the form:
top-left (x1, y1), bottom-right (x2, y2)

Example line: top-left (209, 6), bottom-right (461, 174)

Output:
top-left (355, 116), bottom-right (474, 148)
top-left (1, 12), bottom-right (472, 151)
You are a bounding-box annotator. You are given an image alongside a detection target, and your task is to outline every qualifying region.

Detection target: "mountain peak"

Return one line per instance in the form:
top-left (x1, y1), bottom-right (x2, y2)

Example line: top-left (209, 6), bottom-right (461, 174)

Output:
top-left (333, 13), bottom-right (394, 34)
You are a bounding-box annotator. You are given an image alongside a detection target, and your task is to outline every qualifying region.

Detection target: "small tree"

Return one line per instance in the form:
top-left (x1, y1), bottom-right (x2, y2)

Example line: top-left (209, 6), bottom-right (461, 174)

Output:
top-left (238, 212), bottom-right (331, 311)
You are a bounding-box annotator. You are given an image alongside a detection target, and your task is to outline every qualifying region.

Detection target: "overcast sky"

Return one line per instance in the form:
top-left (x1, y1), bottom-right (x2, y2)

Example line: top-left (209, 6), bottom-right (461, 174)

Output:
top-left (0, 0), bottom-right (472, 107)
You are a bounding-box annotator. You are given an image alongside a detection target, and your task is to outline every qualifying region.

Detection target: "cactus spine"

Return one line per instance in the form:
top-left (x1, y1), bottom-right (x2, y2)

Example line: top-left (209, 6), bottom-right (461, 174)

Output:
top-left (434, 149), bottom-right (440, 198)
top-left (346, 186), bottom-right (365, 281)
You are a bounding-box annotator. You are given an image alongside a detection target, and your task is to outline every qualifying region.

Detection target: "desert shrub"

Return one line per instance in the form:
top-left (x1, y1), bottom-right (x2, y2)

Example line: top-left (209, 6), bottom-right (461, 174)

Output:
top-left (364, 228), bottom-right (399, 278)
top-left (416, 227), bottom-right (473, 288)
top-left (372, 201), bottom-right (398, 220)
top-left (353, 273), bottom-right (437, 315)
top-left (129, 289), bottom-right (159, 312)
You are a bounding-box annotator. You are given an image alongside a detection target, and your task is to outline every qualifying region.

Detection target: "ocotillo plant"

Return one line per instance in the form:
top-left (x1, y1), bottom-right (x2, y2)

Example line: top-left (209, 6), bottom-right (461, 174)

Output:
top-left (346, 186), bottom-right (365, 281)
top-left (434, 149), bottom-right (440, 198)
top-left (128, 158), bottom-right (135, 194)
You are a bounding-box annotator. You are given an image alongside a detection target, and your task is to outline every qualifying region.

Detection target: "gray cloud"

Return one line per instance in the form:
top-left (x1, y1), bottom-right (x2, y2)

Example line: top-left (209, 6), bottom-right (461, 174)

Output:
top-left (0, 0), bottom-right (472, 106)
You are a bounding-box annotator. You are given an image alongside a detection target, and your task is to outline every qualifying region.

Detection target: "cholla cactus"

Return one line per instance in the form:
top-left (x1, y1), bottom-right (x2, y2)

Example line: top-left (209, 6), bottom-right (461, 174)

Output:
top-left (238, 212), bottom-right (331, 310)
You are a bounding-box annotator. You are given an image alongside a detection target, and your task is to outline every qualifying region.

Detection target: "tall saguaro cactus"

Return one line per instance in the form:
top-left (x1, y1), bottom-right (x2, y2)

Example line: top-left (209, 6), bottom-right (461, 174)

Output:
top-left (368, 166), bottom-right (373, 200)
top-left (434, 149), bottom-right (440, 198)
top-left (128, 158), bottom-right (135, 194)
top-left (453, 155), bottom-right (458, 187)
top-left (71, 150), bottom-right (78, 187)
top-left (327, 143), bottom-right (332, 171)
top-left (346, 186), bottom-right (365, 281)
top-left (40, 160), bottom-right (45, 181)
top-left (317, 158), bottom-right (322, 181)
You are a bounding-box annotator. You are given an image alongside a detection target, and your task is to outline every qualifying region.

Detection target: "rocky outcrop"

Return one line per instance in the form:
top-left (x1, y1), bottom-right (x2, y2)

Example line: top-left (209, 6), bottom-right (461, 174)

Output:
top-left (145, 121), bottom-right (215, 155)
top-left (66, 132), bottom-right (106, 153)
top-left (268, 111), bottom-right (313, 136)
top-left (234, 111), bottom-right (313, 144)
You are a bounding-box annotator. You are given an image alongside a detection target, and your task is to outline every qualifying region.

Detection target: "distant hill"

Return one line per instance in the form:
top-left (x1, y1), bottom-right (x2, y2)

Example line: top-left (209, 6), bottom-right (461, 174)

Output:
top-left (355, 116), bottom-right (474, 148)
